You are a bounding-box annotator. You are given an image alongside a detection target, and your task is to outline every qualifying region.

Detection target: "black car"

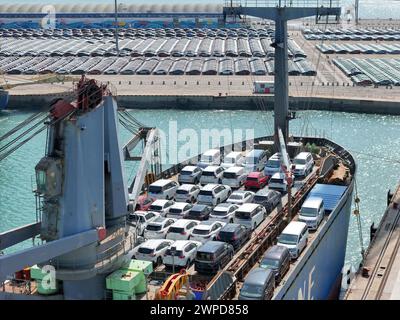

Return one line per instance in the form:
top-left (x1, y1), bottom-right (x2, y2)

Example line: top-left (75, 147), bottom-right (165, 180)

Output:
top-left (215, 223), bottom-right (251, 250)
top-left (194, 241), bottom-right (234, 274)
top-left (260, 245), bottom-right (290, 283)
top-left (253, 188), bottom-right (282, 214)
top-left (185, 204), bottom-right (212, 221)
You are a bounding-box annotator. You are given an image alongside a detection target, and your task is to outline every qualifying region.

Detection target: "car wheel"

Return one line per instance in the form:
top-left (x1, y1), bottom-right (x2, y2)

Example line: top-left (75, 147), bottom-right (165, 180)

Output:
top-left (216, 198), bottom-right (220, 205)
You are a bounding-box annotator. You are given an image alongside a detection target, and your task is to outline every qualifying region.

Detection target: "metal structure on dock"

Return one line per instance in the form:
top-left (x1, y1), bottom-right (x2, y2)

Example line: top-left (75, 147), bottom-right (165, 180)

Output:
top-left (223, 0), bottom-right (341, 142)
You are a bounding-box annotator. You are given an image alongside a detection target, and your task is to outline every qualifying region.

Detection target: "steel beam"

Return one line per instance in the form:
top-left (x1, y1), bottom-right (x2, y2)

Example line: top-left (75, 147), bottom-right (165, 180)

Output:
top-left (0, 222), bottom-right (41, 251)
top-left (0, 229), bottom-right (98, 282)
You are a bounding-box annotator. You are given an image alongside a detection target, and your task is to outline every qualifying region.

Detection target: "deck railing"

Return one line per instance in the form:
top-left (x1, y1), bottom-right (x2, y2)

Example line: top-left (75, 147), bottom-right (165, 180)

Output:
top-left (224, 0), bottom-right (340, 8)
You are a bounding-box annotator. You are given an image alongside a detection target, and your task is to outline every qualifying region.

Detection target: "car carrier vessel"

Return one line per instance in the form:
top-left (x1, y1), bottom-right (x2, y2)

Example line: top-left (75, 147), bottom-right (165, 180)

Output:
top-left (0, 1), bottom-right (356, 300)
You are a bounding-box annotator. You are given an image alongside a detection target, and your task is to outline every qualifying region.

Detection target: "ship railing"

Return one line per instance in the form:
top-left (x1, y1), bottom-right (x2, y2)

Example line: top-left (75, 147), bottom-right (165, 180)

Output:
top-left (224, 0), bottom-right (340, 8)
top-left (0, 278), bottom-right (35, 296)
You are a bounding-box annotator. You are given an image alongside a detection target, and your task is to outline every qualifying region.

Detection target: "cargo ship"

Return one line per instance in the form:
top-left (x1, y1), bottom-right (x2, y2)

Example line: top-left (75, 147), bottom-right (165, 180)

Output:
top-left (0, 87), bottom-right (8, 110)
top-left (0, 1), bottom-right (356, 300)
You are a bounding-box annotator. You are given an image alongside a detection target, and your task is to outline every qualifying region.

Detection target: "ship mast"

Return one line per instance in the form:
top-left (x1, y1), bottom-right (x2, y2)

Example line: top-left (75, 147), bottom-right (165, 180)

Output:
top-left (223, 0), bottom-right (341, 143)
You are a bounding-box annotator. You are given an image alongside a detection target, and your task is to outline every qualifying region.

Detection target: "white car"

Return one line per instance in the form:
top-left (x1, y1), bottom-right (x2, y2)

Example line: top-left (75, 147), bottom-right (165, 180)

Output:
top-left (293, 152), bottom-right (314, 177)
top-left (174, 184), bottom-right (201, 203)
top-left (148, 199), bottom-right (175, 216)
top-left (197, 184), bottom-right (232, 206)
top-left (269, 172), bottom-right (293, 192)
top-left (277, 221), bottom-right (308, 259)
top-left (128, 210), bottom-right (160, 236)
top-left (209, 203), bottom-right (239, 223)
top-left (264, 153), bottom-right (283, 177)
top-left (162, 240), bottom-right (203, 268)
top-left (199, 166), bottom-right (225, 185)
top-left (190, 221), bottom-right (226, 243)
top-left (148, 179), bottom-right (179, 200)
top-left (166, 202), bottom-right (193, 218)
top-left (133, 239), bottom-right (174, 266)
top-left (143, 217), bottom-right (176, 239)
top-left (226, 190), bottom-right (255, 205)
top-left (178, 166), bottom-right (202, 184)
top-left (197, 149), bottom-right (221, 169)
top-left (298, 197), bottom-right (324, 230)
top-left (221, 151), bottom-right (245, 169)
top-left (233, 203), bottom-right (266, 230)
top-left (221, 166), bottom-right (247, 188)
top-left (166, 219), bottom-right (200, 240)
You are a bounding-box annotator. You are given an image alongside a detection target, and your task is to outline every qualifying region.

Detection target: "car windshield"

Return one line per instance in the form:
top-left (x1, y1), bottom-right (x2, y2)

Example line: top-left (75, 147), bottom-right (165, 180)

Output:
top-left (278, 234), bottom-right (298, 245)
top-left (192, 228), bottom-right (210, 235)
top-left (247, 177), bottom-right (259, 181)
top-left (196, 252), bottom-right (214, 261)
top-left (270, 178), bottom-right (284, 184)
top-left (200, 155), bottom-right (213, 162)
top-left (180, 170), bottom-right (192, 175)
top-left (235, 211), bottom-right (251, 220)
top-left (229, 194), bottom-right (243, 200)
top-left (148, 185), bottom-right (162, 193)
top-left (224, 157), bottom-right (236, 163)
top-left (267, 160), bottom-right (280, 168)
top-left (294, 159), bottom-right (306, 165)
top-left (189, 210), bottom-right (203, 216)
top-left (202, 171), bottom-right (215, 176)
top-left (168, 227), bottom-right (184, 233)
top-left (254, 195), bottom-right (267, 202)
top-left (300, 207), bottom-right (318, 217)
top-left (260, 258), bottom-right (280, 269)
top-left (217, 231), bottom-right (234, 240)
top-left (165, 249), bottom-right (183, 256)
top-left (149, 205), bottom-right (162, 211)
top-left (240, 284), bottom-right (263, 298)
top-left (212, 209), bottom-right (227, 216)
top-left (129, 215), bottom-right (144, 223)
top-left (176, 189), bottom-right (188, 194)
top-left (199, 190), bottom-right (213, 196)
top-left (138, 247), bottom-right (154, 255)
top-left (146, 224), bottom-right (162, 231)
top-left (223, 172), bottom-right (237, 179)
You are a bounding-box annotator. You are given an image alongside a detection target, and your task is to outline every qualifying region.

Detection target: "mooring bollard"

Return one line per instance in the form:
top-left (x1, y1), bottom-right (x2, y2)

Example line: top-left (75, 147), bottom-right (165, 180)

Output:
top-left (151, 81), bottom-right (153, 85)
top-left (174, 81), bottom-right (176, 85)
top-left (162, 81), bottom-right (165, 85)
top-left (140, 81), bottom-right (142, 85)
top-left (118, 81), bottom-right (121, 85)
top-left (208, 81), bottom-right (210, 85)
top-left (242, 81), bottom-right (244, 85)
top-left (218, 81), bottom-right (221, 85)
top-left (185, 81), bottom-right (187, 85)
top-left (129, 81), bottom-right (131, 85)
top-left (197, 81), bottom-right (199, 85)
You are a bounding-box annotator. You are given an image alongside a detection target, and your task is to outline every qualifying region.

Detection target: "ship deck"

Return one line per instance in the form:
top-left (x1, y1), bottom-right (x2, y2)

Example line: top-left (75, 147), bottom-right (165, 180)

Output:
top-left (345, 181), bottom-right (400, 300)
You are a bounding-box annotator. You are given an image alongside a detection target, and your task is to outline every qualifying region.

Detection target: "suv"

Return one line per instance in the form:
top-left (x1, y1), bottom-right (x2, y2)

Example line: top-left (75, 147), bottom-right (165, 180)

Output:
top-left (226, 190), bottom-right (255, 205)
top-left (185, 204), bottom-right (212, 221)
top-left (162, 240), bottom-right (202, 269)
top-left (190, 221), bottom-right (226, 243)
top-left (200, 166), bottom-right (225, 185)
top-left (197, 184), bottom-right (231, 206)
top-left (298, 197), bottom-right (324, 230)
top-left (293, 152), bottom-right (314, 177)
top-left (244, 171), bottom-right (269, 189)
top-left (215, 223), bottom-right (251, 250)
top-left (209, 203), bottom-right (239, 223)
top-left (143, 217), bottom-right (176, 239)
top-left (233, 203), bottom-right (266, 230)
top-left (277, 221), bottom-right (309, 259)
top-left (166, 202), bottom-right (193, 218)
top-left (260, 245), bottom-right (290, 283)
top-left (264, 153), bottom-right (282, 177)
top-left (148, 179), bottom-right (179, 200)
top-left (178, 165), bottom-right (202, 184)
top-left (253, 188), bottom-right (282, 214)
top-left (175, 184), bottom-right (201, 203)
top-left (194, 241), bottom-right (234, 274)
top-left (166, 219), bottom-right (199, 240)
top-left (148, 199), bottom-right (175, 216)
top-left (269, 172), bottom-right (293, 193)
top-left (133, 239), bottom-right (174, 266)
top-left (128, 211), bottom-right (160, 236)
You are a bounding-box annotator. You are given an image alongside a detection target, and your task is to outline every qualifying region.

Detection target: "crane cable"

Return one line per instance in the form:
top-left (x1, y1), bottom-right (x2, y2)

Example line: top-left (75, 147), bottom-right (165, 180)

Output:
top-left (353, 177), bottom-right (366, 261)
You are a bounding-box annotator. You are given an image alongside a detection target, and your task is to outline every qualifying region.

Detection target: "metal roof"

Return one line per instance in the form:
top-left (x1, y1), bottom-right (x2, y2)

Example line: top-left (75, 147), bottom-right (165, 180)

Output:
top-left (307, 183), bottom-right (347, 213)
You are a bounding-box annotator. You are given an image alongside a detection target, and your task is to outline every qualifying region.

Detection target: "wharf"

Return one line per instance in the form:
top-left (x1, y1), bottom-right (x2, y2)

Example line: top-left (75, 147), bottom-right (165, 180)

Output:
top-left (345, 182), bottom-right (400, 300)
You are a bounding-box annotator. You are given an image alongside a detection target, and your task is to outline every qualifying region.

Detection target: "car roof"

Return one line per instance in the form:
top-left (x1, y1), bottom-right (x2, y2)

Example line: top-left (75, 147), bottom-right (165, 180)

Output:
top-left (237, 203), bottom-right (260, 211)
top-left (255, 187), bottom-right (277, 196)
top-left (178, 184), bottom-right (196, 191)
top-left (141, 239), bottom-right (172, 248)
top-left (171, 219), bottom-right (198, 227)
top-left (169, 240), bottom-right (194, 250)
top-left (214, 203), bottom-right (235, 210)
top-left (203, 165), bottom-right (222, 172)
top-left (271, 172), bottom-right (285, 178)
top-left (152, 199), bottom-right (170, 205)
top-left (282, 221), bottom-right (307, 235)
top-left (151, 179), bottom-right (174, 187)
top-left (231, 190), bottom-right (248, 195)
top-left (133, 210), bottom-right (148, 216)
top-left (269, 152), bottom-right (282, 160)
top-left (191, 204), bottom-right (210, 211)
top-left (202, 183), bottom-right (219, 191)
top-left (197, 241), bottom-right (226, 252)
top-left (171, 202), bottom-right (190, 209)
top-left (263, 245), bottom-right (289, 259)
top-left (302, 197), bottom-right (323, 208)
top-left (220, 223), bottom-right (241, 232)
top-left (182, 165), bottom-right (198, 171)
top-left (248, 171), bottom-right (262, 178)
top-left (295, 152), bottom-right (311, 159)
top-left (224, 166), bottom-right (244, 173)
top-left (244, 268), bottom-right (274, 286)
top-left (203, 149), bottom-right (220, 156)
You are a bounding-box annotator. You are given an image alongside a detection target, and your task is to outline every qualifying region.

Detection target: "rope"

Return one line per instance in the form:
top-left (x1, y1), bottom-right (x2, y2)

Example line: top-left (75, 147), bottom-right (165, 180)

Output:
top-left (353, 177), bottom-right (365, 261)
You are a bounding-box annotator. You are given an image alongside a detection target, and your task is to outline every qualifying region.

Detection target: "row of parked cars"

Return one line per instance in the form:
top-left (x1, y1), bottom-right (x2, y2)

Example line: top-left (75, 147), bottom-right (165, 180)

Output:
top-left (0, 37), bottom-right (306, 59)
top-left (0, 27), bottom-right (275, 40)
top-left (129, 148), bottom-right (319, 279)
top-left (303, 27), bottom-right (400, 41)
top-left (0, 55), bottom-right (315, 76)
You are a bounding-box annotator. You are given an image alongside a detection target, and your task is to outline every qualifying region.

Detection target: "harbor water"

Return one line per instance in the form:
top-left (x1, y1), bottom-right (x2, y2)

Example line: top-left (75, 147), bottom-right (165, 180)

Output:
top-left (1, 108), bottom-right (400, 269)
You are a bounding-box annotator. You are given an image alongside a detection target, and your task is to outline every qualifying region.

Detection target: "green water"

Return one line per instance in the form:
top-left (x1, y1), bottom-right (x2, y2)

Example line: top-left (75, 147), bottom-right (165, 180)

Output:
top-left (1, 109), bottom-right (400, 268)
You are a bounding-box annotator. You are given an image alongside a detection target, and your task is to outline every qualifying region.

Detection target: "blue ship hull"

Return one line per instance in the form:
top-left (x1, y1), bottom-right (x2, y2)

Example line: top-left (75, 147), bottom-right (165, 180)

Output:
top-left (274, 180), bottom-right (354, 300)
top-left (0, 91), bottom-right (9, 110)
